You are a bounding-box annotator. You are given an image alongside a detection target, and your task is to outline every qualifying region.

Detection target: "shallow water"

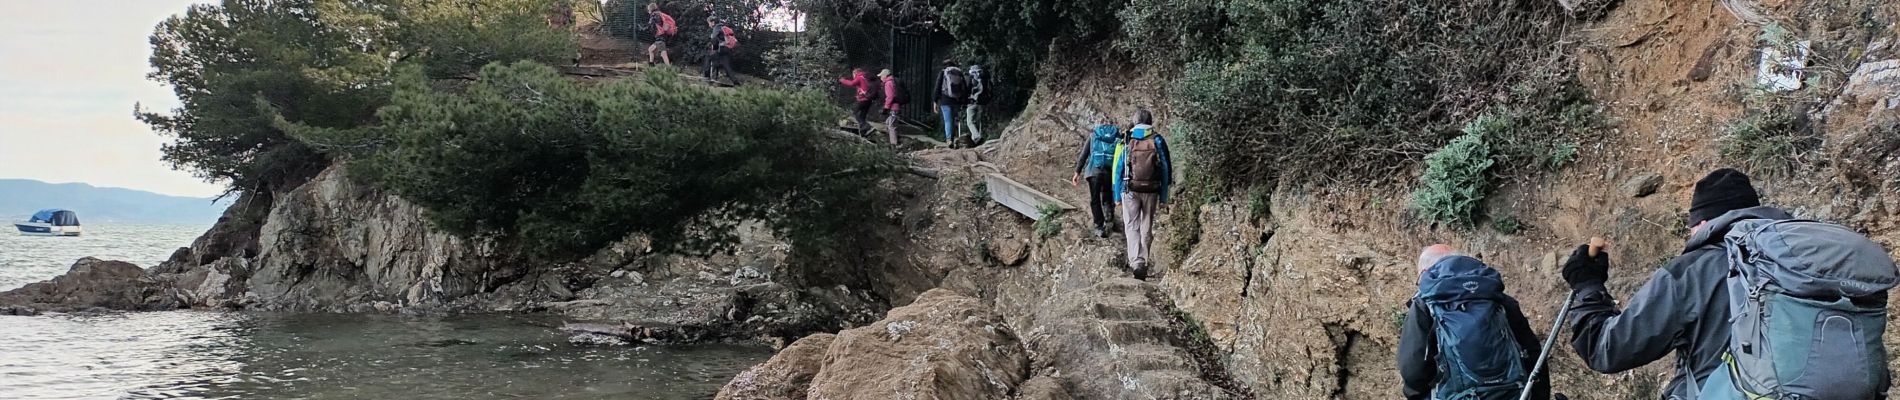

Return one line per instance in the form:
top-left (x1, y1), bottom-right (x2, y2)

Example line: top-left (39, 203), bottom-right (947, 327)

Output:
top-left (0, 224), bottom-right (768, 399)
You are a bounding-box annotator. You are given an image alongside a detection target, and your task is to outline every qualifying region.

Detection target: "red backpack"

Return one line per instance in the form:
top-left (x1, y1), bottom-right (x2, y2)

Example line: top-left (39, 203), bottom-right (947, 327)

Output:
top-left (720, 26), bottom-right (737, 48)
top-left (657, 13), bottom-right (677, 36)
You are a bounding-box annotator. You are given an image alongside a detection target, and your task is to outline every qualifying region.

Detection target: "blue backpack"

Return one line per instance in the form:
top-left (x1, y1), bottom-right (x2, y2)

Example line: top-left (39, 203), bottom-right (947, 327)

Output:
top-left (1087, 125), bottom-right (1119, 171)
top-left (1418, 256), bottom-right (1528, 400)
top-left (1695, 219), bottom-right (1898, 400)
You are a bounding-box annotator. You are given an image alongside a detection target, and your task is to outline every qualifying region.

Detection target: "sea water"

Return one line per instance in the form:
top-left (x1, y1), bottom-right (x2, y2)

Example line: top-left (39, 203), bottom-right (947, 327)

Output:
top-left (0, 223), bottom-right (767, 399)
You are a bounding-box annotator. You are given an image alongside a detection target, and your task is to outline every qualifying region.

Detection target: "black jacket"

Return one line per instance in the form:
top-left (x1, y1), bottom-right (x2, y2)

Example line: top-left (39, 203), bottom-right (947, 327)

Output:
top-left (1565, 206), bottom-right (1814, 400)
top-left (1399, 293), bottom-right (1551, 400)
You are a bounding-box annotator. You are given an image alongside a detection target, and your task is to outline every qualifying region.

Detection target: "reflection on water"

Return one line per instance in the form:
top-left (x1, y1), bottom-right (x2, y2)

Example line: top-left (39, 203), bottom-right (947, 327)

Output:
top-left (0, 312), bottom-right (768, 400)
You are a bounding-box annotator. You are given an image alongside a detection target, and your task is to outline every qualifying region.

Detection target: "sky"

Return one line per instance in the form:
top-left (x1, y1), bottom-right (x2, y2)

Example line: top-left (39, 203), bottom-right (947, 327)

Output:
top-left (0, 1), bottom-right (221, 198)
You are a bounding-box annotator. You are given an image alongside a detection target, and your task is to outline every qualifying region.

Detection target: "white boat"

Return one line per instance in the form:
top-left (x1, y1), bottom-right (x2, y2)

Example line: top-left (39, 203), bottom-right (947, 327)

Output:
top-left (15, 209), bottom-right (82, 236)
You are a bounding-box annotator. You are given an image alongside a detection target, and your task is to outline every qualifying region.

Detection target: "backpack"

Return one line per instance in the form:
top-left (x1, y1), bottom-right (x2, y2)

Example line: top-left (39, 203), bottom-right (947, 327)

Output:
top-left (941, 68), bottom-right (970, 102)
top-left (890, 80), bottom-right (909, 105)
top-left (1696, 219), bottom-right (1898, 400)
top-left (967, 66), bottom-right (987, 105)
top-left (1123, 129), bottom-right (1163, 193)
top-left (657, 13), bottom-right (677, 36)
top-left (1417, 256), bottom-right (1530, 400)
top-left (1087, 125), bottom-right (1119, 172)
top-left (720, 26), bottom-right (738, 48)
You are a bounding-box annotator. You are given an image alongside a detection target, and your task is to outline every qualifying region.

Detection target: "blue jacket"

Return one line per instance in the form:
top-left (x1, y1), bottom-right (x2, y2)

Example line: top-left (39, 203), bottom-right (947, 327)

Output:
top-left (1110, 124), bottom-right (1172, 202)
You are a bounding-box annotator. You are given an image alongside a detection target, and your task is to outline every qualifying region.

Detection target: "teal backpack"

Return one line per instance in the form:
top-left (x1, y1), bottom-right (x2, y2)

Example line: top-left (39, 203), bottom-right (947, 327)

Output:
top-left (1695, 219), bottom-right (1898, 399)
top-left (1087, 125), bottom-right (1119, 172)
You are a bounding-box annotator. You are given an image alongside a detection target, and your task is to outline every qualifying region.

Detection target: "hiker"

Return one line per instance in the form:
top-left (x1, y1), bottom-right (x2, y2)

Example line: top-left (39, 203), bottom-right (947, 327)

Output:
top-left (878, 69), bottom-right (904, 146)
top-left (1399, 244), bottom-right (1551, 400)
top-left (1071, 123), bottom-right (1121, 238)
top-left (1561, 168), bottom-right (1897, 399)
top-left (646, 3), bottom-right (677, 66)
top-left (965, 63), bottom-right (988, 144)
top-left (703, 17), bottom-right (739, 86)
top-left (933, 59), bottom-right (971, 147)
top-left (1110, 110), bottom-right (1172, 280)
top-left (839, 68), bottom-right (875, 136)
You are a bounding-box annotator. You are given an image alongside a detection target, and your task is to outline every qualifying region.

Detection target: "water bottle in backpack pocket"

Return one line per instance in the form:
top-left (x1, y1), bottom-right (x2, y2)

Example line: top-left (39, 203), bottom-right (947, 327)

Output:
top-left (1419, 257), bottom-right (1530, 400)
top-left (1698, 219), bottom-right (1898, 400)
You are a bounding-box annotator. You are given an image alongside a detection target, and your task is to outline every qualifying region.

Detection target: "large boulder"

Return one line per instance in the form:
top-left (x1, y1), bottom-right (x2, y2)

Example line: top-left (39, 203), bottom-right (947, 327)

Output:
top-left (716, 333), bottom-right (835, 400)
top-left (716, 289), bottom-right (1030, 400)
top-left (806, 288), bottom-right (1029, 399)
top-left (0, 257), bottom-right (182, 312)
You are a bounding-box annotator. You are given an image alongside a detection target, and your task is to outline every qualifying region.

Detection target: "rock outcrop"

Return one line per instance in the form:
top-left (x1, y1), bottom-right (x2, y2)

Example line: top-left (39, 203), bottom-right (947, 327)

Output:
top-left (716, 333), bottom-right (835, 400)
top-left (0, 257), bottom-right (181, 312)
top-left (715, 289), bottom-right (1029, 400)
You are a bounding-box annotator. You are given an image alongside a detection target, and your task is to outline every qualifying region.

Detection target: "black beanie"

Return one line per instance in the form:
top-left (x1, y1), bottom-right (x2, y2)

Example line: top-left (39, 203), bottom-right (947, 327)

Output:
top-left (1688, 168), bottom-right (1760, 225)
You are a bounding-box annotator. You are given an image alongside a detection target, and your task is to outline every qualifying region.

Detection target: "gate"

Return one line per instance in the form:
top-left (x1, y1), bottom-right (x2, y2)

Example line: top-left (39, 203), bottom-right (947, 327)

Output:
top-left (889, 29), bottom-right (935, 126)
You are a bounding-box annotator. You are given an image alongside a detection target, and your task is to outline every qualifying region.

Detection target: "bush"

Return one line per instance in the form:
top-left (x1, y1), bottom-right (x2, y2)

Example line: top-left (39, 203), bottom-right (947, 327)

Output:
top-left (1035, 204), bottom-right (1067, 241)
top-left (294, 63), bottom-right (899, 259)
top-left (764, 31), bottom-right (847, 90)
top-left (140, 0), bottom-right (578, 194)
top-left (1116, 0), bottom-right (1229, 65)
top-left (1720, 106), bottom-right (1815, 171)
top-left (1410, 128), bottom-right (1495, 227)
top-left (1172, 0), bottom-right (1575, 186)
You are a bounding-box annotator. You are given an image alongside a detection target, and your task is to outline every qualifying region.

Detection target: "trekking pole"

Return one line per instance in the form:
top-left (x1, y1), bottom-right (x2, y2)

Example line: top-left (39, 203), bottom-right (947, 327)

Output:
top-left (1518, 237), bottom-right (1605, 400)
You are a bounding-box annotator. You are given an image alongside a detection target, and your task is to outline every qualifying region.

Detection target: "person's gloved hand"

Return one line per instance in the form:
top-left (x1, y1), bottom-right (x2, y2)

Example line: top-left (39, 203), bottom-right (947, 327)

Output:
top-left (1561, 244), bottom-right (1610, 290)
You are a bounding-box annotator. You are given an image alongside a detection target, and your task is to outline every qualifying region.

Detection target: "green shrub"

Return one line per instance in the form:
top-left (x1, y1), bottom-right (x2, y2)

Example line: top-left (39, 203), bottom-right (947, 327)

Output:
top-left (1035, 204), bottom-right (1068, 241)
top-left (1410, 129), bottom-right (1495, 227)
top-left (1117, 0), bottom-right (1229, 65)
top-left (1172, 0), bottom-right (1574, 185)
top-left (1493, 215), bottom-right (1523, 235)
top-left (140, 0), bottom-right (577, 194)
top-left (764, 31), bottom-right (846, 90)
top-left (1720, 107), bottom-right (1814, 170)
top-left (292, 62), bottom-right (899, 259)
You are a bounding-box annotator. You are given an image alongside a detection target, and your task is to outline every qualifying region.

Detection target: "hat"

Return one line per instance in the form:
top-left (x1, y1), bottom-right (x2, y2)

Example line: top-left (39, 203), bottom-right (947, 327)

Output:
top-left (876, 69), bottom-right (892, 78)
top-left (1688, 168), bottom-right (1761, 225)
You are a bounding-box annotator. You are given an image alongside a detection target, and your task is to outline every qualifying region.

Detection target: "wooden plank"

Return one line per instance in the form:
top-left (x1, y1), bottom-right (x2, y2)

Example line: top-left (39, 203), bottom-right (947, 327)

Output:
top-left (985, 173), bottom-right (1075, 220)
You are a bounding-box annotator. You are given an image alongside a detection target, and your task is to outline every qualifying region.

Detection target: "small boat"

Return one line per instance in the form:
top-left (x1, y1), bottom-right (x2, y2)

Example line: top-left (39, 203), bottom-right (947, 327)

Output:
top-left (15, 208), bottom-right (82, 236)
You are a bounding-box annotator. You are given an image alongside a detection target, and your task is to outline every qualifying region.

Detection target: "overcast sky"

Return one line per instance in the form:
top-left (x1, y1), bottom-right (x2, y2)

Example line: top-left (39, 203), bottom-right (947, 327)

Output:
top-left (0, 1), bottom-right (220, 198)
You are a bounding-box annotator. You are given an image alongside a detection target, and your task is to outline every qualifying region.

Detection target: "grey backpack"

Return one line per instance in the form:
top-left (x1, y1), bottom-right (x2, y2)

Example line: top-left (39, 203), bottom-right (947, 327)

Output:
top-left (1697, 219), bottom-right (1898, 399)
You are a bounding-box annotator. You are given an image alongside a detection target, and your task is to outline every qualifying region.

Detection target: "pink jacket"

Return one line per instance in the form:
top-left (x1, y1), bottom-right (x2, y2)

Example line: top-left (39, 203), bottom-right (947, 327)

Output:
top-left (838, 72), bottom-right (872, 102)
top-left (882, 77), bottom-right (900, 111)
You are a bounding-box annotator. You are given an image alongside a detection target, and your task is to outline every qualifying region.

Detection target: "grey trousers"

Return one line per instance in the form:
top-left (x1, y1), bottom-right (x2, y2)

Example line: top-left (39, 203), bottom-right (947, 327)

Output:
top-left (1121, 191), bottom-right (1159, 269)
top-left (965, 104), bottom-right (984, 141)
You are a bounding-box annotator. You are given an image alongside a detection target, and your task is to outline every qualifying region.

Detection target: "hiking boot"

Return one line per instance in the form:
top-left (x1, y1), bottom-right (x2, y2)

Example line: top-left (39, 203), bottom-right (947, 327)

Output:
top-left (1131, 261), bottom-right (1150, 281)
top-left (1092, 226), bottom-right (1106, 238)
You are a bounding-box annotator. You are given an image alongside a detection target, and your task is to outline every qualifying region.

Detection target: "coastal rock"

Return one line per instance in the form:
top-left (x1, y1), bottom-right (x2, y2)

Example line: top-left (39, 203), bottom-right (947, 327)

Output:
top-left (715, 333), bottom-right (835, 400)
top-left (0, 257), bottom-right (181, 312)
top-left (802, 289), bottom-right (1029, 400)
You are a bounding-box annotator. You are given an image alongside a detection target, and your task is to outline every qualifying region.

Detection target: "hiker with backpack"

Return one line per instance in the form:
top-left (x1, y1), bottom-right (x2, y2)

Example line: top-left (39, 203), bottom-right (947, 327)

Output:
top-left (1400, 244), bottom-right (1552, 400)
top-left (646, 3), bottom-right (677, 66)
top-left (878, 69), bottom-right (904, 147)
top-left (1561, 168), bottom-right (1897, 399)
top-left (933, 59), bottom-right (972, 148)
top-left (703, 17), bottom-right (739, 86)
top-left (1110, 110), bottom-right (1172, 280)
top-left (1071, 123), bottom-right (1122, 238)
top-left (965, 63), bottom-right (988, 144)
top-left (839, 68), bottom-right (875, 137)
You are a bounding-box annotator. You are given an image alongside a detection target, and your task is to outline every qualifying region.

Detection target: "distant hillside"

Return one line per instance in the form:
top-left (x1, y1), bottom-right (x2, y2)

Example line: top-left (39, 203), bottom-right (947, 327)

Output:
top-left (0, 179), bottom-right (230, 224)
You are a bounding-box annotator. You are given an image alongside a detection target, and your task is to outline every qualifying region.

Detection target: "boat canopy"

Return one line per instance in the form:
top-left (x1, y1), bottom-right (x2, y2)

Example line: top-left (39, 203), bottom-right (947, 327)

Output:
top-left (29, 209), bottom-right (80, 226)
